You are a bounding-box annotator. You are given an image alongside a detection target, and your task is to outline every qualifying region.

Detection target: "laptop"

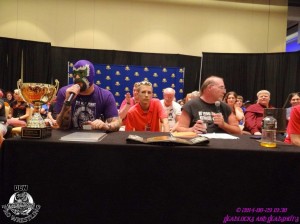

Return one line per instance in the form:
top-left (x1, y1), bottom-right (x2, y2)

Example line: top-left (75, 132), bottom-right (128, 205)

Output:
top-left (263, 108), bottom-right (287, 133)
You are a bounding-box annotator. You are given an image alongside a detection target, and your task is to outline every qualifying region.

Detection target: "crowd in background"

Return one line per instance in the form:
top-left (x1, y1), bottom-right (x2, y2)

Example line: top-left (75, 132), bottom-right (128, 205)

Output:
top-left (1, 61), bottom-right (300, 148)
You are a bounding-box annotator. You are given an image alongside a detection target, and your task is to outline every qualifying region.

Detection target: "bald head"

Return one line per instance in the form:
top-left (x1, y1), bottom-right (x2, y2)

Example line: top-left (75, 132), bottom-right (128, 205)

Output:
top-left (200, 76), bottom-right (224, 93)
top-left (200, 76), bottom-right (226, 103)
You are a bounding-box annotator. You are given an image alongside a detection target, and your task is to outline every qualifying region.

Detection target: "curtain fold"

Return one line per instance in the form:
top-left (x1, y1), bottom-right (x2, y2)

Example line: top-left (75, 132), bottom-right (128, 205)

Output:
top-left (1, 37), bottom-right (300, 108)
top-left (0, 37), bottom-right (51, 92)
top-left (0, 38), bottom-right (22, 92)
top-left (23, 41), bottom-right (51, 84)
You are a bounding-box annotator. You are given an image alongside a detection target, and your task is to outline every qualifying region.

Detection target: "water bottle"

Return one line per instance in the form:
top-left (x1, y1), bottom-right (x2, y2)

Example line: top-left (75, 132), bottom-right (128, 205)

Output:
top-left (260, 112), bottom-right (277, 148)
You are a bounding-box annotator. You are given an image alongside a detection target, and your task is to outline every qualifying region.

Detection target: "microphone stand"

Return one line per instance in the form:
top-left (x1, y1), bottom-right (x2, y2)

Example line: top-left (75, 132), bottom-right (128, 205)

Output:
top-left (282, 93), bottom-right (292, 109)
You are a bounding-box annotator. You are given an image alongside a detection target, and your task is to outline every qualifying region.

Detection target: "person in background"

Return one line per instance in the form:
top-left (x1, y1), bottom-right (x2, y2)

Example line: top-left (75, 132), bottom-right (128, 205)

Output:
top-left (190, 90), bottom-right (200, 100)
top-left (55, 59), bottom-right (120, 132)
top-left (0, 89), bottom-right (4, 99)
top-left (243, 100), bottom-right (253, 109)
top-left (40, 103), bottom-right (49, 119)
top-left (45, 96), bottom-right (58, 127)
top-left (118, 82), bottom-right (140, 125)
top-left (284, 104), bottom-right (300, 146)
top-left (125, 81), bottom-right (169, 132)
top-left (185, 92), bottom-right (192, 103)
top-left (286, 92), bottom-right (300, 121)
top-left (160, 87), bottom-right (182, 132)
top-left (244, 90), bottom-right (274, 135)
top-left (176, 76), bottom-right (241, 134)
top-left (7, 89), bottom-right (31, 128)
top-left (4, 91), bottom-right (14, 105)
top-left (236, 95), bottom-right (246, 113)
top-left (0, 90), bottom-right (7, 148)
top-left (177, 99), bottom-right (185, 107)
top-left (223, 91), bottom-right (245, 130)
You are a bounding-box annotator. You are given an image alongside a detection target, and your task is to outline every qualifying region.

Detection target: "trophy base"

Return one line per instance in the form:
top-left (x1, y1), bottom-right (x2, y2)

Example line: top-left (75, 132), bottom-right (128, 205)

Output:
top-left (21, 127), bottom-right (52, 139)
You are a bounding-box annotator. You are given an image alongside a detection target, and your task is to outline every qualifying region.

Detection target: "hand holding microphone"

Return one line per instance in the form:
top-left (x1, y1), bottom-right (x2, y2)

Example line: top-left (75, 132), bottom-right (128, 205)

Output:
top-left (215, 101), bottom-right (221, 113)
top-left (212, 100), bottom-right (224, 127)
top-left (65, 84), bottom-right (81, 105)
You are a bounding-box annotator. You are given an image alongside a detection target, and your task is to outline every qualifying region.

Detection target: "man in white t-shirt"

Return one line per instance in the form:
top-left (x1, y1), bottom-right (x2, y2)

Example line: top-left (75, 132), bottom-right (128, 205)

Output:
top-left (160, 88), bottom-right (182, 131)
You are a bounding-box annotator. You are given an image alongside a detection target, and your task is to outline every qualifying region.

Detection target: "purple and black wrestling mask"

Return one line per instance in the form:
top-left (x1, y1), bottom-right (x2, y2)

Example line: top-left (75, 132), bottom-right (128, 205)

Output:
top-left (73, 60), bottom-right (95, 91)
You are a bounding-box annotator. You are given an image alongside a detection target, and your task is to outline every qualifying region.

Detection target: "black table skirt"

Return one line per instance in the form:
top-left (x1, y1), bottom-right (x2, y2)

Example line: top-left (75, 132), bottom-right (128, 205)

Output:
top-left (1, 130), bottom-right (300, 224)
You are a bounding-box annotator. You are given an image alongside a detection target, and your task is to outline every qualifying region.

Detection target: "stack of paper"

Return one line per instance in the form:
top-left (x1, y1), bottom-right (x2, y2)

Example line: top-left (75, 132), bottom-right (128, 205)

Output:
top-left (60, 132), bottom-right (107, 142)
top-left (201, 133), bottom-right (239, 139)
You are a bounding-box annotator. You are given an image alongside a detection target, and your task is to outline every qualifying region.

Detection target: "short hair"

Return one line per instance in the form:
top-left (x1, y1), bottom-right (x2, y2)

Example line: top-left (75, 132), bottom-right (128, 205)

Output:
top-left (237, 95), bottom-right (243, 101)
top-left (191, 91), bottom-right (200, 99)
top-left (133, 82), bottom-right (140, 88)
top-left (163, 87), bottom-right (175, 95)
top-left (257, 90), bottom-right (270, 97)
top-left (137, 80), bottom-right (152, 92)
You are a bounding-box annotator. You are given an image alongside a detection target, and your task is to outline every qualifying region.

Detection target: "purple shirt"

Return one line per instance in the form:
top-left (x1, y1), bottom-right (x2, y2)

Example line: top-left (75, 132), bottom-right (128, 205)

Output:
top-left (55, 84), bottom-right (118, 129)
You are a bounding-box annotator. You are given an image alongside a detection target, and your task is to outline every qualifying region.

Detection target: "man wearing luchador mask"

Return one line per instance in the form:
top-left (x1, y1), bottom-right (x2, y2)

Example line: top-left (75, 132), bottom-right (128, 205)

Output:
top-left (55, 60), bottom-right (120, 131)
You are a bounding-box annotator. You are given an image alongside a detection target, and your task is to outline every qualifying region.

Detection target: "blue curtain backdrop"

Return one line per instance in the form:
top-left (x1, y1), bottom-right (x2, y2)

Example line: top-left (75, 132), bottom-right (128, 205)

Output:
top-left (68, 62), bottom-right (184, 108)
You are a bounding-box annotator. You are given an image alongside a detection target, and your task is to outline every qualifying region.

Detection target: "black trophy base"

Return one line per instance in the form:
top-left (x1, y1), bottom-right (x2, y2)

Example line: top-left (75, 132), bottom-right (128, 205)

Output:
top-left (21, 127), bottom-right (52, 139)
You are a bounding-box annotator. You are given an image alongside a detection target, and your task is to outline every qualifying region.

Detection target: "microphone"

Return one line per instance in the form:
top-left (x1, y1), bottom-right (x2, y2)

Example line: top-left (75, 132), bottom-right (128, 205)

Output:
top-left (215, 101), bottom-right (221, 113)
top-left (65, 84), bottom-right (81, 105)
top-left (282, 93), bottom-right (292, 109)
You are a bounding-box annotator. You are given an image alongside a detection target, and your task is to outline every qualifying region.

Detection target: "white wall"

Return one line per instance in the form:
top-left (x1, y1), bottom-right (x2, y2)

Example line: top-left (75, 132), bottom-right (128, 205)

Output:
top-left (0, 0), bottom-right (288, 56)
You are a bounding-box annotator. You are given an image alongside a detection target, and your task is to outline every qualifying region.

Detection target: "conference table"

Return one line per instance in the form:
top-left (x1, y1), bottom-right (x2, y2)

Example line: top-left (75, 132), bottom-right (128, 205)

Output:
top-left (1, 130), bottom-right (300, 224)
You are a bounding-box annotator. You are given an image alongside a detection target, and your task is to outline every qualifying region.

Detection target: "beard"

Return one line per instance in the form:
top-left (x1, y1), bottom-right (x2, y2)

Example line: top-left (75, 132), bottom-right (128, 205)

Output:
top-left (74, 77), bottom-right (90, 91)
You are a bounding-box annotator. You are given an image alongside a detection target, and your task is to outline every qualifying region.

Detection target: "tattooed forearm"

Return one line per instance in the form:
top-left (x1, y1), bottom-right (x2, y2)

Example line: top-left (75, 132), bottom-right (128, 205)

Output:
top-left (106, 117), bottom-right (121, 132)
top-left (56, 104), bottom-right (72, 130)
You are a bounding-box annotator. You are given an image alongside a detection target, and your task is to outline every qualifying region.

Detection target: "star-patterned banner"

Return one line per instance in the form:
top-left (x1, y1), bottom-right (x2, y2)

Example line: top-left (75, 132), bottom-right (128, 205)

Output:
top-left (68, 62), bottom-right (184, 108)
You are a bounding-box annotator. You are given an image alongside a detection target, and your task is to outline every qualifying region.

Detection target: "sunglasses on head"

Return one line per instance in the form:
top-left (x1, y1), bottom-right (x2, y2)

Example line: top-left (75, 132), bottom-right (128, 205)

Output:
top-left (138, 81), bottom-right (152, 86)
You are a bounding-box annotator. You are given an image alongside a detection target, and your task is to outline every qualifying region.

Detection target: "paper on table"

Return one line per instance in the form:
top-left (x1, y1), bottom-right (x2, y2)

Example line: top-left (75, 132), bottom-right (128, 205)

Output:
top-left (60, 132), bottom-right (107, 142)
top-left (201, 133), bottom-right (239, 139)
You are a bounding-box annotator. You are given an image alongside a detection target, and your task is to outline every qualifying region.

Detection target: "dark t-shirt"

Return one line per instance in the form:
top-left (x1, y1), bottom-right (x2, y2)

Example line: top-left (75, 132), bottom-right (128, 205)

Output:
top-left (0, 99), bottom-right (7, 123)
top-left (55, 85), bottom-right (119, 129)
top-left (10, 100), bottom-right (29, 119)
top-left (182, 98), bottom-right (232, 133)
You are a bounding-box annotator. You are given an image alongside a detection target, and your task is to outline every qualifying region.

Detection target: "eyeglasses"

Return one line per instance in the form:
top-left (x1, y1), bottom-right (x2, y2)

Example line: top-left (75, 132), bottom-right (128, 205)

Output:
top-left (213, 85), bottom-right (226, 92)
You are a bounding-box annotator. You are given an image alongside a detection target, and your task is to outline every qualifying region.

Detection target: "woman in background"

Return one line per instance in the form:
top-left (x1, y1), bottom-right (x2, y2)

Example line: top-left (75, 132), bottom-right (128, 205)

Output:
top-left (7, 89), bottom-right (31, 127)
top-left (223, 91), bottom-right (245, 130)
top-left (286, 92), bottom-right (300, 121)
top-left (4, 91), bottom-right (14, 105)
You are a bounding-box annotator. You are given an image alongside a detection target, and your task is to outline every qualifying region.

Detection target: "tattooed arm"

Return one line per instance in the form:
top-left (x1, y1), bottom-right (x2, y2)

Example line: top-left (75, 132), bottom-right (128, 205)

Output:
top-left (56, 84), bottom-right (80, 130)
top-left (86, 116), bottom-right (121, 132)
top-left (56, 103), bottom-right (72, 130)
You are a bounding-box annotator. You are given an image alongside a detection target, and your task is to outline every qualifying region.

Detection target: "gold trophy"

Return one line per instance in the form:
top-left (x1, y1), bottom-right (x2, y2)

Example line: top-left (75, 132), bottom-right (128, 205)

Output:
top-left (17, 79), bottom-right (59, 139)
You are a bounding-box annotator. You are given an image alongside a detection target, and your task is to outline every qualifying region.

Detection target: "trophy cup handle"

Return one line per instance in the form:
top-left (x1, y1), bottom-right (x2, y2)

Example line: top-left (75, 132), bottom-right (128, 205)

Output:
top-left (54, 79), bottom-right (60, 94)
top-left (17, 79), bottom-right (27, 102)
top-left (17, 79), bottom-right (23, 90)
